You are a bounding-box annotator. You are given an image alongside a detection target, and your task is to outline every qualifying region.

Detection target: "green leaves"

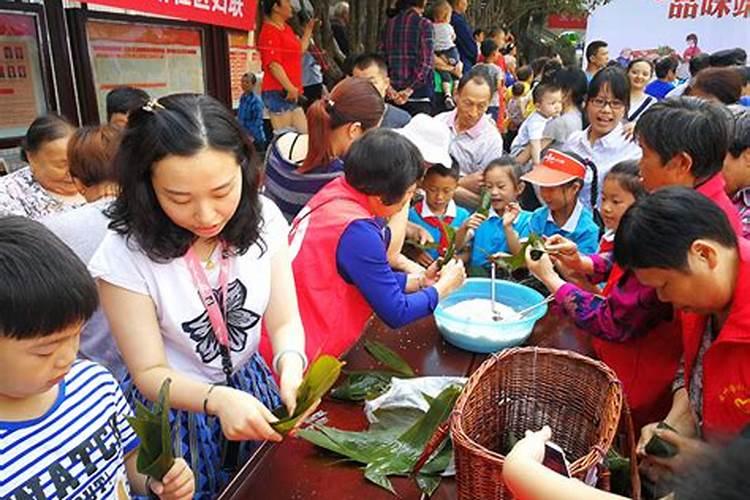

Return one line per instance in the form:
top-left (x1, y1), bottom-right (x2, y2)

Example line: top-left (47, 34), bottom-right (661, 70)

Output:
top-left (476, 188), bottom-right (492, 218)
top-left (298, 385), bottom-right (462, 496)
top-left (331, 340), bottom-right (415, 402)
top-left (644, 421), bottom-right (679, 458)
top-left (494, 233), bottom-right (545, 271)
top-left (364, 339), bottom-right (415, 377)
top-left (436, 223), bottom-right (457, 270)
top-left (126, 378), bottom-right (175, 481)
top-left (272, 355), bottom-right (345, 435)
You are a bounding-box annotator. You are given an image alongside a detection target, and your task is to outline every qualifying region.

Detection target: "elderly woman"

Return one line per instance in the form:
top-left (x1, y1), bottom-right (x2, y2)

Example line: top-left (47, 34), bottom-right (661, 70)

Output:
top-left (0, 114), bottom-right (83, 219)
top-left (260, 129), bottom-right (466, 363)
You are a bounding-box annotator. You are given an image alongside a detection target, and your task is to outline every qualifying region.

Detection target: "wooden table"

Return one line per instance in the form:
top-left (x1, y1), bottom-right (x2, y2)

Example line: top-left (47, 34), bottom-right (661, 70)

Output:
top-left (220, 311), bottom-right (592, 500)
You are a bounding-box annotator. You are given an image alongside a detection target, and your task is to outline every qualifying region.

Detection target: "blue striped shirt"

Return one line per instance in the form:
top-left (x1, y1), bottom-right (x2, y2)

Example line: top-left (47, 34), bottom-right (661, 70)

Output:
top-left (0, 361), bottom-right (139, 499)
top-left (263, 134), bottom-right (343, 222)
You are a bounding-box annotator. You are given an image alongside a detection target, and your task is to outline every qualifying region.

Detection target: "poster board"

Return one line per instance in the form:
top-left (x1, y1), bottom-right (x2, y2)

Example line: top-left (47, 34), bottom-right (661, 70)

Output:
top-left (228, 30), bottom-right (260, 109)
top-left (586, 0), bottom-right (750, 62)
top-left (86, 19), bottom-right (205, 122)
top-left (0, 12), bottom-right (47, 139)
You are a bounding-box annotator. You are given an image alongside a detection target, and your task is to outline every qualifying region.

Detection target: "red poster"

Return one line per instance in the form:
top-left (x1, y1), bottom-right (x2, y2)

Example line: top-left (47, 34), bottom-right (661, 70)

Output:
top-left (82, 0), bottom-right (257, 31)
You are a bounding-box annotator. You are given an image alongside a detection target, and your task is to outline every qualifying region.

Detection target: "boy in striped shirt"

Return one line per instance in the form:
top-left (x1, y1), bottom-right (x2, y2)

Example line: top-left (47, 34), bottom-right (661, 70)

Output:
top-left (0, 216), bottom-right (194, 500)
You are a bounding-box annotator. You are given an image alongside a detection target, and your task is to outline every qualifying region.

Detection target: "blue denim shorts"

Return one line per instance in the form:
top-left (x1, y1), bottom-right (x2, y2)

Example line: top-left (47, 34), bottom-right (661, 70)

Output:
top-left (262, 90), bottom-right (300, 114)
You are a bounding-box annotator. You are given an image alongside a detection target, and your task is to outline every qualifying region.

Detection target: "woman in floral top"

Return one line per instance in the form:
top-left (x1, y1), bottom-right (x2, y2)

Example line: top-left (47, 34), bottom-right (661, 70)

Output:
top-left (0, 114), bottom-right (84, 219)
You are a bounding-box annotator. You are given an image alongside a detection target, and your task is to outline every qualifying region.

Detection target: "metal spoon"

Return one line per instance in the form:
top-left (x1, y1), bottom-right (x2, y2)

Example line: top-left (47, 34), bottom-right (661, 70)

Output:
top-left (515, 295), bottom-right (555, 318)
top-left (490, 262), bottom-right (502, 321)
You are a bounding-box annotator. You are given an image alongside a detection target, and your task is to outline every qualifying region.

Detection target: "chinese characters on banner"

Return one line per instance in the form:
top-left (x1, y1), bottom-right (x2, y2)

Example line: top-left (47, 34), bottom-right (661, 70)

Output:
top-left (81, 0), bottom-right (257, 31)
top-left (667, 0), bottom-right (750, 19)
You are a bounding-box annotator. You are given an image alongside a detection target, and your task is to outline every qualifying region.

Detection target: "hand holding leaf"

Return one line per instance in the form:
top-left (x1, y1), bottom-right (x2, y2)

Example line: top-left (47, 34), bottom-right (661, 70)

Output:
top-left (502, 202), bottom-right (521, 228)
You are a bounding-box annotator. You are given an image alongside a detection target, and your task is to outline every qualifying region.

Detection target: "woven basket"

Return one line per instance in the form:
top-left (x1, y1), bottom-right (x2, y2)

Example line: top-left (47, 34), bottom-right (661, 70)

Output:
top-left (419, 347), bottom-right (637, 499)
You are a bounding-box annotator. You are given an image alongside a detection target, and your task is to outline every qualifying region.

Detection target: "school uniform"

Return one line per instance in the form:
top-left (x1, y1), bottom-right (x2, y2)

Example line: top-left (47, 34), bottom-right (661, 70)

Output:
top-left (527, 200), bottom-right (600, 254)
top-left (408, 199), bottom-right (470, 259)
top-left (469, 208), bottom-right (532, 270)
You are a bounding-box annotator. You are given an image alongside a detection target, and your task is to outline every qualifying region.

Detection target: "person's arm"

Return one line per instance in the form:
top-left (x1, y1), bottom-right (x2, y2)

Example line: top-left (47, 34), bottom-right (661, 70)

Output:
top-left (98, 281), bottom-right (283, 443)
top-left (300, 19), bottom-right (317, 52)
top-left (263, 240), bottom-right (306, 414)
top-left (434, 55), bottom-right (455, 72)
top-left (125, 453), bottom-right (195, 499)
top-left (504, 427), bottom-right (626, 500)
top-left (529, 138), bottom-right (543, 165)
top-left (387, 202), bottom-right (409, 267)
top-left (268, 62), bottom-right (300, 101)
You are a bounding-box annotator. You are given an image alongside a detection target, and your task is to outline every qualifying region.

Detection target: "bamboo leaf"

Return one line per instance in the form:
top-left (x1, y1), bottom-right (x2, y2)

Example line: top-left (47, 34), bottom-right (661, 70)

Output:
top-left (406, 240), bottom-right (441, 251)
top-left (494, 233), bottom-right (544, 271)
top-left (644, 421), bottom-right (679, 458)
top-left (126, 378), bottom-right (175, 481)
top-left (364, 340), bottom-right (415, 377)
top-left (298, 385), bottom-right (462, 495)
top-left (476, 188), bottom-right (492, 218)
top-left (330, 371), bottom-right (394, 402)
top-left (272, 355), bottom-right (344, 435)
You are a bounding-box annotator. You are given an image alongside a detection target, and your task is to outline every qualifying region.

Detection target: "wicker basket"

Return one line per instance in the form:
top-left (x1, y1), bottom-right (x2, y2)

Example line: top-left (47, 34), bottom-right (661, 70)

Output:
top-left (419, 347), bottom-right (637, 499)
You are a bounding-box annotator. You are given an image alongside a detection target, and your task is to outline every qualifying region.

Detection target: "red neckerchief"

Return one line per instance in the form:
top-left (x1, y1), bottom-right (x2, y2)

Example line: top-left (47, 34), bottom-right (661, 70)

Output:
top-left (414, 200), bottom-right (454, 252)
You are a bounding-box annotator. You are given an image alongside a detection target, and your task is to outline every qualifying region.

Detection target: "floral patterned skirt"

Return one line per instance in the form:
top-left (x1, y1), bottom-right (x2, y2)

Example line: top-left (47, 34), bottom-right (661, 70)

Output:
top-left (124, 352), bottom-right (281, 500)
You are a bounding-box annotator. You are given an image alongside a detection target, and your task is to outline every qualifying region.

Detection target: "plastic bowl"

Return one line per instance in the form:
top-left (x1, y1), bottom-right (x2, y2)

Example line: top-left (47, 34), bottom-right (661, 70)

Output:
top-left (434, 278), bottom-right (548, 353)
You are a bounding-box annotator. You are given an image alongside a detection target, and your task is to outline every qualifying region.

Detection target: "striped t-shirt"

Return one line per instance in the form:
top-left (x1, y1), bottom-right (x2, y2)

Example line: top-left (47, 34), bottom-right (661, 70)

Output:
top-left (0, 361), bottom-right (139, 499)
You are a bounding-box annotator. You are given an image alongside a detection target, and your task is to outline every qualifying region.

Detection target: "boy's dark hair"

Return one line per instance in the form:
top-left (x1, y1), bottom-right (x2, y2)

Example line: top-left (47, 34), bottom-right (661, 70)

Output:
top-left (729, 110), bottom-right (750, 159)
top-left (480, 39), bottom-right (499, 59)
top-left (530, 57), bottom-right (550, 78)
top-left (588, 66), bottom-right (631, 113)
top-left (473, 28), bottom-right (484, 39)
top-left (689, 53), bottom-right (711, 77)
top-left (424, 162), bottom-right (460, 181)
top-left (107, 93), bottom-right (263, 262)
top-left (20, 114), bottom-right (74, 163)
top-left (738, 65), bottom-right (750, 84)
top-left (516, 65), bottom-right (532, 82)
top-left (511, 82), bottom-right (525, 97)
top-left (484, 155), bottom-right (522, 188)
top-left (552, 67), bottom-right (588, 112)
top-left (635, 97), bottom-right (732, 181)
top-left (457, 67), bottom-right (494, 95)
top-left (673, 436), bottom-right (750, 500)
top-left (654, 56), bottom-right (678, 79)
top-left (532, 82), bottom-right (561, 104)
top-left (0, 216), bottom-right (98, 340)
top-left (105, 86), bottom-right (150, 121)
top-left (614, 187), bottom-right (737, 271)
top-left (243, 72), bottom-right (257, 86)
top-left (352, 53), bottom-right (388, 75)
top-left (585, 40), bottom-right (608, 63)
top-left (345, 128), bottom-right (423, 205)
top-left (709, 48), bottom-right (747, 68)
top-left (539, 59), bottom-right (563, 84)
top-left (691, 67), bottom-right (744, 105)
top-left (605, 160), bottom-right (646, 200)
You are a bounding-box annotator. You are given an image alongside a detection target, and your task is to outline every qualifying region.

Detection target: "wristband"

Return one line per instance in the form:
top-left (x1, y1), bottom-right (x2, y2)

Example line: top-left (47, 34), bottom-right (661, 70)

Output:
top-left (272, 349), bottom-right (308, 375)
top-left (203, 384), bottom-right (218, 415)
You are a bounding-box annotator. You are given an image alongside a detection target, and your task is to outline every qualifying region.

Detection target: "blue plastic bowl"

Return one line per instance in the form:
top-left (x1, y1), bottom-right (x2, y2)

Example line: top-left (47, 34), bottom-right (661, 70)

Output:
top-left (434, 278), bottom-right (548, 353)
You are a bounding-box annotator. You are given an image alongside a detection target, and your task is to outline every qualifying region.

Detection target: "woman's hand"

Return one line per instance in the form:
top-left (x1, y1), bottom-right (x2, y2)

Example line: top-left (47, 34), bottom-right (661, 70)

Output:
top-left (506, 426), bottom-right (552, 464)
top-left (502, 202), bottom-right (521, 228)
top-left (621, 121), bottom-right (636, 142)
top-left (525, 246), bottom-right (566, 293)
top-left (433, 258), bottom-right (466, 298)
top-left (209, 386), bottom-right (282, 443)
top-left (149, 458), bottom-right (195, 500)
top-left (277, 352), bottom-right (305, 416)
top-left (304, 18), bottom-right (320, 36)
top-left (285, 87), bottom-right (300, 102)
top-left (407, 223), bottom-right (434, 246)
top-left (544, 234), bottom-right (582, 270)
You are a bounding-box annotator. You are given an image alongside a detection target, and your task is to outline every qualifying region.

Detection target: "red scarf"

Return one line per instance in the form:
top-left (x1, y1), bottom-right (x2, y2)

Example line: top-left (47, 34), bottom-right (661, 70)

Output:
top-left (414, 200), bottom-right (454, 252)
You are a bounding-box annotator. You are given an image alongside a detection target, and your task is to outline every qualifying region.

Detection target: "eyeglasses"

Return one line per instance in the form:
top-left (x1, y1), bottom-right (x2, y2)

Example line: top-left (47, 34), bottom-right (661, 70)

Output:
top-left (588, 97), bottom-right (626, 111)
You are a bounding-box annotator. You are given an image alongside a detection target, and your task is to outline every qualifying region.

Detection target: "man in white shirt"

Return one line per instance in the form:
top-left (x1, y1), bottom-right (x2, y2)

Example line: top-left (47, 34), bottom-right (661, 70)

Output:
top-left (435, 70), bottom-right (504, 208)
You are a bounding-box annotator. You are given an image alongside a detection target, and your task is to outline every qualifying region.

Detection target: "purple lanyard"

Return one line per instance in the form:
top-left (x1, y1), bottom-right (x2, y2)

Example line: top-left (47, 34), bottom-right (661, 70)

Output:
top-left (184, 242), bottom-right (231, 348)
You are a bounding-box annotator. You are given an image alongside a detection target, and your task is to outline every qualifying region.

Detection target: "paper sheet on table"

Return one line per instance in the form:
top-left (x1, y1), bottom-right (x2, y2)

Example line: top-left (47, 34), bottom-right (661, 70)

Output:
top-left (365, 376), bottom-right (466, 423)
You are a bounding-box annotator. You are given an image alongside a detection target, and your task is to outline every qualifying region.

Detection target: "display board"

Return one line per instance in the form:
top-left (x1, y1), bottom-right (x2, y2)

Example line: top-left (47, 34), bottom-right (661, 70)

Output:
top-left (587, 0), bottom-right (750, 62)
top-left (0, 12), bottom-right (47, 139)
top-left (86, 19), bottom-right (205, 122)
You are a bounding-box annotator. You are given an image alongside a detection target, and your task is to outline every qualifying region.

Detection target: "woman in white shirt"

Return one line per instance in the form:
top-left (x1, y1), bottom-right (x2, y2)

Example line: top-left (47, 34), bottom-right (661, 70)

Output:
top-left (90, 94), bottom-right (306, 499)
top-left (627, 59), bottom-right (657, 123)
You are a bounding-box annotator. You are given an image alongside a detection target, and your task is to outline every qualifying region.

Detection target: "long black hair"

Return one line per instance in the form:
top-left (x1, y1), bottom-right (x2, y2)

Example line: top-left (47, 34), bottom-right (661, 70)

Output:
top-left (107, 93), bottom-right (264, 262)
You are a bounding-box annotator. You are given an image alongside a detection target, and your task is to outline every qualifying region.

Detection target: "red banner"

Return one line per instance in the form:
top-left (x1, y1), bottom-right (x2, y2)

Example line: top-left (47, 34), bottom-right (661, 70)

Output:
top-left (82, 0), bottom-right (257, 31)
top-left (547, 14), bottom-right (587, 30)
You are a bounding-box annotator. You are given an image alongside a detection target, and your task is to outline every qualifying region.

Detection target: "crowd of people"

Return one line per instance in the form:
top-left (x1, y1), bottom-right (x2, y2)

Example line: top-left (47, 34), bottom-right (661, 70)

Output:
top-left (1, 0), bottom-right (750, 499)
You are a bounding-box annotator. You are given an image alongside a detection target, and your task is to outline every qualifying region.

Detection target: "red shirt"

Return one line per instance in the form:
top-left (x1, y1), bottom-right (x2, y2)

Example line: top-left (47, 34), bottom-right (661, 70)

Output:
top-left (697, 174), bottom-right (742, 236)
top-left (681, 239), bottom-right (750, 443)
top-left (258, 22), bottom-right (302, 92)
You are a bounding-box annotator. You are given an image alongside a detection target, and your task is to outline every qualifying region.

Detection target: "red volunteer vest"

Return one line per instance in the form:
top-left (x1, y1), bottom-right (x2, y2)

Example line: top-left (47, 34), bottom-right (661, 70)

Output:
top-left (259, 177), bottom-right (374, 366)
top-left (592, 264), bottom-right (683, 431)
top-left (681, 239), bottom-right (750, 443)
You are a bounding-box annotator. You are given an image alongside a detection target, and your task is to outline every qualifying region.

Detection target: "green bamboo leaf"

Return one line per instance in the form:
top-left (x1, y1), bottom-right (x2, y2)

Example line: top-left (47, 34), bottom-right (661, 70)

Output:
top-left (415, 474), bottom-right (442, 496)
top-left (330, 371), bottom-right (394, 401)
top-left (299, 385), bottom-right (461, 495)
top-left (495, 233), bottom-right (544, 271)
top-left (272, 355), bottom-right (344, 435)
top-left (644, 421), bottom-right (679, 458)
top-left (364, 340), bottom-right (415, 377)
top-left (406, 240), bottom-right (441, 251)
top-left (126, 378), bottom-right (175, 481)
top-left (476, 188), bottom-right (492, 218)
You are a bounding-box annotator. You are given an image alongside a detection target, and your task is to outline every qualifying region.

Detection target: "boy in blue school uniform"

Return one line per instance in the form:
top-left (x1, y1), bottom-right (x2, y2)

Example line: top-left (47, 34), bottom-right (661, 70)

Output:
top-left (409, 163), bottom-right (484, 267)
top-left (508, 149), bottom-right (600, 254)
